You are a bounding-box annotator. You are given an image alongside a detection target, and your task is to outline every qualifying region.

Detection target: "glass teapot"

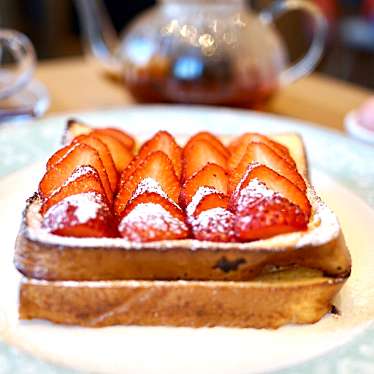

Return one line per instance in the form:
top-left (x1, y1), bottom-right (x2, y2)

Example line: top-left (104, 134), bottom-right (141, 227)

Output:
top-left (75, 0), bottom-right (327, 107)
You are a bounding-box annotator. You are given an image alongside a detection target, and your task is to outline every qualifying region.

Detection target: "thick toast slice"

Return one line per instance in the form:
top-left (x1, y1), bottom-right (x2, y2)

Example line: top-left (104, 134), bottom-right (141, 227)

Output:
top-left (15, 131), bottom-right (350, 328)
top-left (19, 268), bottom-right (346, 328)
top-left (14, 134), bottom-right (350, 281)
top-left (15, 191), bottom-right (350, 281)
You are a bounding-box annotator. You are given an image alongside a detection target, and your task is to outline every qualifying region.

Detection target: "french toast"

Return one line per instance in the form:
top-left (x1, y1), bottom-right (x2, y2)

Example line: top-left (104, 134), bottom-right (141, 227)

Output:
top-left (15, 121), bottom-right (351, 328)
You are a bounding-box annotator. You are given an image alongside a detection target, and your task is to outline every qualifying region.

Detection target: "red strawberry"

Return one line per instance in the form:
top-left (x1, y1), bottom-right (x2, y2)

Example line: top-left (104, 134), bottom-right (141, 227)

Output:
top-left (118, 191), bottom-right (189, 242)
top-left (122, 191), bottom-right (185, 222)
top-left (184, 132), bottom-right (230, 159)
top-left (193, 192), bottom-right (229, 218)
top-left (229, 164), bottom-right (310, 241)
top-left (185, 188), bottom-right (234, 242)
top-left (179, 163), bottom-right (228, 207)
top-left (91, 130), bottom-right (133, 172)
top-left (230, 163), bottom-right (311, 217)
top-left (182, 139), bottom-right (227, 180)
top-left (122, 131), bottom-right (182, 181)
top-left (94, 128), bottom-right (135, 151)
top-left (40, 143), bottom-right (113, 203)
top-left (64, 120), bottom-right (135, 151)
top-left (229, 142), bottom-right (306, 194)
top-left (40, 166), bottom-right (106, 215)
top-left (48, 135), bottom-right (118, 193)
top-left (41, 192), bottom-right (116, 238)
top-left (46, 144), bottom-right (73, 170)
top-left (114, 151), bottom-right (180, 217)
top-left (234, 193), bottom-right (308, 242)
top-left (228, 133), bottom-right (295, 170)
top-left (228, 132), bottom-right (290, 156)
top-left (190, 205), bottom-right (235, 242)
top-left (70, 135), bottom-right (118, 192)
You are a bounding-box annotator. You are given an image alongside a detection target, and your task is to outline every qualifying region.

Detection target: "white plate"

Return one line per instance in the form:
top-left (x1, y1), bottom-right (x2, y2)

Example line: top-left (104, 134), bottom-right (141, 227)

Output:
top-left (0, 106), bottom-right (374, 374)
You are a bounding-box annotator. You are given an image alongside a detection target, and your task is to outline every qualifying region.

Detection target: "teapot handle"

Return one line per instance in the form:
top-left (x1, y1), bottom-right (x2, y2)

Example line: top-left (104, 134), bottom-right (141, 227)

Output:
top-left (260, 0), bottom-right (327, 86)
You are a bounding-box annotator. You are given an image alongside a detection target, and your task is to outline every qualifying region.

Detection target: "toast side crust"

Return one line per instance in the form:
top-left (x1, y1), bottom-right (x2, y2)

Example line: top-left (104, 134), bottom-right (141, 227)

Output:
top-left (15, 192), bottom-right (351, 281)
top-left (19, 268), bottom-right (346, 328)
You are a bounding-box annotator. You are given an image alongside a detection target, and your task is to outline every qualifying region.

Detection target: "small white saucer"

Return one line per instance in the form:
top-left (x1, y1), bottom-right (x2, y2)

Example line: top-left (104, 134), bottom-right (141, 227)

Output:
top-left (344, 110), bottom-right (374, 145)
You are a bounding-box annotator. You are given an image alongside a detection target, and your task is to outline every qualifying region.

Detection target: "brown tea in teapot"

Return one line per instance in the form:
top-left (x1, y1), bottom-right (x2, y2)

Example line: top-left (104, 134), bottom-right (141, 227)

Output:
top-left (123, 53), bottom-right (277, 107)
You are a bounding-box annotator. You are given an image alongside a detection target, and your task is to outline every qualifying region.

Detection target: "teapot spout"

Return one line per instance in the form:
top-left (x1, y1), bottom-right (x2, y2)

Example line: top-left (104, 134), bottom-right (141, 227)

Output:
top-left (74, 0), bottom-right (121, 72)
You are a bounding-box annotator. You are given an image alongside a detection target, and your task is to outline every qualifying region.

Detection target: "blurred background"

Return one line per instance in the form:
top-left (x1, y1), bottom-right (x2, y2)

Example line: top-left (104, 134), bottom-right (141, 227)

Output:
top-left (1, 0), bottom-right (374, 89)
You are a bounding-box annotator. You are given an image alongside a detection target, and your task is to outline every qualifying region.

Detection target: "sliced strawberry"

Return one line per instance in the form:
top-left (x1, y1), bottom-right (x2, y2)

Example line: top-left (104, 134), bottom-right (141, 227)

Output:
top-left (228, 132), bottom-right (290, 155)
top-left (46, 144), bottom-right (73, 170)
top-left (118, 192), bottom-right (189, 242)
top-left (234, 192), bottom-right (308, 242)
top-left (228, 133), bottom-right (295, 170)
top-left (64, 119), bottom-right (135, 151)
top-left (190, 206), bottom-right (235, 242)
top-left (119, 155), bottom-right (143, 186)
top-left (114, 151), bottom-right (180, 217)
top-left (41, 192), bottom-right (116, 238)
top-left (179, 163), bottom-right (228, 207)
top-left (95, 128), bottom-right (135, 151)
top-left (40, 165), bottom-right (105, 215)
top-left (193, 192), bottom-right (229, 218)
top-left (184, 132), bottom-right (230, 159)
top-left (185, 189), bottom-right (234, 242)
top-left (182, 139), bottom-right (227, 180)
top-left (40, 143), bottom-right (113, 204)
top-left (69, 135), bottom-right (117, 192)
top-left (229, 142), bottom-right (306, 194)
top-left (91, 130), bottom-right (133, 172)
top-left (122, 131), bottom-right (182, 181)
top-left (123, 191), bottom-right (185, 222)
top-left (57, 127), bottom-right (133, 174)
top-left (229, 164), bottom-right (311, 218)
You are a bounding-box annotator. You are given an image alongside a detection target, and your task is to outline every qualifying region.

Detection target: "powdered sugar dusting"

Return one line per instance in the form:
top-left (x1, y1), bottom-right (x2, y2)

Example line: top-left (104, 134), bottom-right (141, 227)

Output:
top-left (50, 166), bottom-right (97, 197)
top-left (118, 202), bottom-right (188, 241)
top-left (25, 187), bottom-right (341, 251)
top-left (193, 207), bottom-right (235, 237)
top-left (64, 166), bottom-right (97, 185)
top-left (129, 177), bottom-right (180, 209)
top-left (236, 161), bottom-right (261, 191)
top-left (42, 192), bottom-right (106, 232)
top-left (70, 193), bottom-right (104, 223)
top-left (234, 178), bottom-right (281, 214)
top-left (56, 142), bottom-right (80, 164)
top-left (131, 178), bottom-right (169, 201)
top-left (244, 178), bottom-right (278, 198)
top-left (186, 186), bottom-right (219, 217)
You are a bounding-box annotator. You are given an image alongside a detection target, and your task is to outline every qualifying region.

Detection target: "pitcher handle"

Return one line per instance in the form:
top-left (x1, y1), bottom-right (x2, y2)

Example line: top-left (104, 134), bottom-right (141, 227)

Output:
top-left (0, 30), bottom-right (36, 100)
top-left (260, 0), bottom-right (327, 86)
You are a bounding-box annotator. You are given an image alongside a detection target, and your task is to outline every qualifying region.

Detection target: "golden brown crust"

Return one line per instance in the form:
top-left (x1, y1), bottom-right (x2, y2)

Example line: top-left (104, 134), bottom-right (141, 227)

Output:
top-left (14, 195), bottom-right (351, 281)
top-left (15, 226), bottom-right (351, 281)
top-left (62, 119), bottom-right (92, 145)
top-left (19, 268), bottom-right (346, 328)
